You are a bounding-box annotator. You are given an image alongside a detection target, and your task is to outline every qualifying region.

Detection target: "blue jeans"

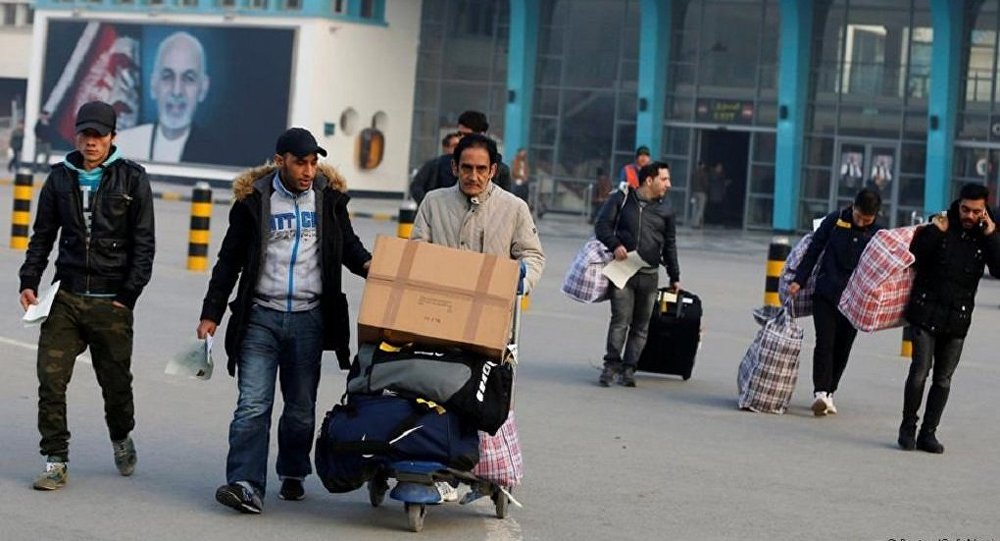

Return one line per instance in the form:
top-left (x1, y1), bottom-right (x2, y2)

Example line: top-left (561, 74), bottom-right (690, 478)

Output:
top-left (226, 304), bottom-right (323, 495)
top-left (604, 271), bottom-right (659, 367)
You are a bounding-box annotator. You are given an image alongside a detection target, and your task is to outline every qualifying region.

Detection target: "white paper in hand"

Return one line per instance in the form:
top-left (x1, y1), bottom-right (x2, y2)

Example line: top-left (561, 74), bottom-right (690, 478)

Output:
top-left (165, 337), bottom-right (214, 380)
top-left (23, 281), bottom-right (60, 327)
top-left (601, 251), bottom-right (647, 289)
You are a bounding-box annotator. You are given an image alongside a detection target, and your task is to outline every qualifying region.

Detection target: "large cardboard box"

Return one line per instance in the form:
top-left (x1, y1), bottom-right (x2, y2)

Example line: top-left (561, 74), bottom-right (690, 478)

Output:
top-left (358, 235), bottom-right (519, 358)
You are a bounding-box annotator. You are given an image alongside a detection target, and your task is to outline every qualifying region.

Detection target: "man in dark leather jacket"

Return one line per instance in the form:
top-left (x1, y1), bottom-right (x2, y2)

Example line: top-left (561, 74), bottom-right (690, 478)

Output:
top-left (898, 183), bottom-right (1000, 454)
top-left (789, 189), bottom-right (883, 417)
top-left (594, 161), bottom-right (680, 387)
top-left (18, 101), bottom-right (155, 491)
top-left (197, 128), bottom-right (371, 513)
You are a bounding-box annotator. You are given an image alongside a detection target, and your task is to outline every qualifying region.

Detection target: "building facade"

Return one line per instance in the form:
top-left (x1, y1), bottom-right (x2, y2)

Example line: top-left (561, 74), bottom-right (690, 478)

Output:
top-left (3, 0), bottom-right (998, 231)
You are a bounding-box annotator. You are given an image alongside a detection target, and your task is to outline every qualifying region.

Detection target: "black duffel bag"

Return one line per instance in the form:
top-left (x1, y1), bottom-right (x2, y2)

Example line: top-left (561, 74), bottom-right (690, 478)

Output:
top-left (347, 343), bottom-right (513, 435)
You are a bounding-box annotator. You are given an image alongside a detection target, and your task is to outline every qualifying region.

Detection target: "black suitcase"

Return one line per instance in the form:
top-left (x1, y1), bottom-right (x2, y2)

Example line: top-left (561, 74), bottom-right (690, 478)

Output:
top-left (637, 288), bottom-right (702, 380)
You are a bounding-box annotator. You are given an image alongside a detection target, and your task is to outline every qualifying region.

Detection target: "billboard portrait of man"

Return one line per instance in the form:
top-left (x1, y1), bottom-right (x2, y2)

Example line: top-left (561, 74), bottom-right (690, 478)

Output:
top-left (115, 31), bottom-right (218, 164)
top-left (40, 20), bottom-right (294, 168)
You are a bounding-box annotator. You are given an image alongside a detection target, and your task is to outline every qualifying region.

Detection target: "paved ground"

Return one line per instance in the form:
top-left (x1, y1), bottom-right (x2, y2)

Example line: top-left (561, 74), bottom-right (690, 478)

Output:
top-left (0, 179), bottom-right (998, 541)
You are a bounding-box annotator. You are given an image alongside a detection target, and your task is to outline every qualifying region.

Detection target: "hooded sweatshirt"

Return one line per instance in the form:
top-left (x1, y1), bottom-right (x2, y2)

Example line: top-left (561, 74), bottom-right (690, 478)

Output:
top-left (63, 145), bottom-right (123, 237)
top-left (253, 172), bottom-right (322, 312)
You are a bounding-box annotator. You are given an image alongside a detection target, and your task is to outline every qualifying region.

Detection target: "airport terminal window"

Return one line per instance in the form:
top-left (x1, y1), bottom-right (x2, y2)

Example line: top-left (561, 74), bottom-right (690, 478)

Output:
top-left (2, 4), bottom-right (16, 25)
top-left (409, 0), bottom-right (509, 170)
top-left (959, 2), bottom-right (1000, 143)
top-left (665, 0), bottom-right (778, 125)
top-left (530, 0), bottom-right (638, 195)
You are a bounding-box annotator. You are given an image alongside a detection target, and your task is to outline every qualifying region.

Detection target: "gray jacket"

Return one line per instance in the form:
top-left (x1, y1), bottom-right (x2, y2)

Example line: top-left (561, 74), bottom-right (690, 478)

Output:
top-left (410, 183), bottom-right (545, 293)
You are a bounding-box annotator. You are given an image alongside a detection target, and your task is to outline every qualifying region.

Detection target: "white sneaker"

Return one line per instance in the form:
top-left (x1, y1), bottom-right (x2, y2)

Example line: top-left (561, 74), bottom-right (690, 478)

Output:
top-left (435, 481), bottom-right (458, 503)
top-left (826, 394), bottom-right (838, 415)
top-left (812, 392), bottom-right (829, 417)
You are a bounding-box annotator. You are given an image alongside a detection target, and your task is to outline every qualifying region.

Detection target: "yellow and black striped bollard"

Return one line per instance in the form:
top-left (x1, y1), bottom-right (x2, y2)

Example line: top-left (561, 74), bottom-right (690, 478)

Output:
top-left (764, 240), bottom-right (791, 307)
top-left (397, 199), bottom-right (417, 239)
top-left (900, 325), bottom-right (913, 358)
top-left (187, 182), bottom-right (212, 271)
top-left (10, 168), bottom-right (33, 250)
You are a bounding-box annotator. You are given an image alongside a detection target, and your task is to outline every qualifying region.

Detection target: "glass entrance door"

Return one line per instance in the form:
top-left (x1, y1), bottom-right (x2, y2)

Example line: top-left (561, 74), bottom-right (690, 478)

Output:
top-left (833, 140), bottom-right (900, 226)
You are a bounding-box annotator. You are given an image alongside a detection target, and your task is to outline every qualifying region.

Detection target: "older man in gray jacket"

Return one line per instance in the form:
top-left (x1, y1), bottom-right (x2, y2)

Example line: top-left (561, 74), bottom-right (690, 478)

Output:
top-left (411, 133), bottom-right (544, 292)
top-left (410, 133), bottom-right (543, 500)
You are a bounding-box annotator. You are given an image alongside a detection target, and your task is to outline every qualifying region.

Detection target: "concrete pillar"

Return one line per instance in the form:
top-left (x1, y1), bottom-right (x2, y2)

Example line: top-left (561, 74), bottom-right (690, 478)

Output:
top-left (773, 0), bottom-right (814, 232)
top-left (636, 0), bottom-right (671, 157)
top-left (503, 0), bottom-right (539, 155)
top-left (924, 0), bottom-right (966, 214)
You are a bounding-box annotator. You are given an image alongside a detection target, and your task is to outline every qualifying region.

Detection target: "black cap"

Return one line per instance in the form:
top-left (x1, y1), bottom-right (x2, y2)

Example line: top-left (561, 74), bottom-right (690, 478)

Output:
top-left (75, 101), bottom-right (116, 136)
top-left (275, 127), bottom-right (327, 158)
top-left (635, 146), bottom-right (651, 157)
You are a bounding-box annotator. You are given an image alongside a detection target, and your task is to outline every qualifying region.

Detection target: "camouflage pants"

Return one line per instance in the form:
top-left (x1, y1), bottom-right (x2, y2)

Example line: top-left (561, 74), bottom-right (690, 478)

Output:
top-left (37, 291), bottom-right (135, 461)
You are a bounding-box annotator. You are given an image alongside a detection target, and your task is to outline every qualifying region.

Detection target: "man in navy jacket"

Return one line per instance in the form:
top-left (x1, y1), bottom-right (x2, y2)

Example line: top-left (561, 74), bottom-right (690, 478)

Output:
top-left (789, 189), bottom-right (883, 416)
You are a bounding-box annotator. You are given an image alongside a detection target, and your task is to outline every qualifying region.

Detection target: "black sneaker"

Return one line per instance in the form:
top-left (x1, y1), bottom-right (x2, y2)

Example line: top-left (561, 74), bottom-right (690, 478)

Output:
top-left (916, 432), bottom-right (944, 454)
top-left (598, 362), bottom-right (620, 387)
top-left (278, 478), bottom-right (305, 501)
top-left (620, 366), bottom-right (636, 387)
top-left (112, 437), bottom-right (136, 476)
top-left (897, 424), bottom-right (917, 451)
top-left (216, 482), bottom-right (263, 514)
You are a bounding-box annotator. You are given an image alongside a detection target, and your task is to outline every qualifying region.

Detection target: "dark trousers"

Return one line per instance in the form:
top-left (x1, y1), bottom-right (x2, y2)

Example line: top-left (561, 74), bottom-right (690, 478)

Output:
top-left (902, 326), bottom-right (964, 433)
top-left (604, 271), bottom-right (659, 368)
top-left (811, 295), bottom-right (858, 394)
top-left (37, 291), bottom-right (135, 461)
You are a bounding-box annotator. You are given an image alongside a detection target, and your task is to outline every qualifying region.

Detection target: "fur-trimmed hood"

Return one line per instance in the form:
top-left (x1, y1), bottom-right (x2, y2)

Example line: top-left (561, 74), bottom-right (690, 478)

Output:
top-left (231, 162), bottom-right (347, 200)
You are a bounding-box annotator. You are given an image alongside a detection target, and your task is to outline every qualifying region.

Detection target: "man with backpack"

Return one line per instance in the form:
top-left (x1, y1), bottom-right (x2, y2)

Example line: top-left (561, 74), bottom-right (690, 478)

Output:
top-left (594, 161), bottom-right (680, 387)
top-left (788, 189), bottom-right (883, 416)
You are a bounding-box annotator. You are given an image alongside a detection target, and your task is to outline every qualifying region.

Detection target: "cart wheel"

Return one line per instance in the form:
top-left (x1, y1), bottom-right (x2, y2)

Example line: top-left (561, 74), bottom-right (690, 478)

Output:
top-left (405, 502), bottom-right (426, 532)
top-left (492, 489), bottom-right (510, 519)
top-left (368, 475), bottom-right (388, 507)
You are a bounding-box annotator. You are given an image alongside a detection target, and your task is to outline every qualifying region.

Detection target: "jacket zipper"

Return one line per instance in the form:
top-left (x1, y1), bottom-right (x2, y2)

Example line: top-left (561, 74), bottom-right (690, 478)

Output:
top-left (287, 196), bottom-right (303, 311)
top-left (636, 197), bottom-right (644, 256)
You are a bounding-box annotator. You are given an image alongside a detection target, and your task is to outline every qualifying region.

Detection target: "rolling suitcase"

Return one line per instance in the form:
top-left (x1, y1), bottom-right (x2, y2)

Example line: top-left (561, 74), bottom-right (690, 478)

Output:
top-left (637, 288), bottom-right (702, 380)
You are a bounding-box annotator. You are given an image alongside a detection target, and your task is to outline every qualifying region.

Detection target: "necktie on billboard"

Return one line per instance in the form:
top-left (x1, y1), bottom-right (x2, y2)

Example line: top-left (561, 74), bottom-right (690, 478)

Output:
top-left (42, 22), bottom-right (141, 142)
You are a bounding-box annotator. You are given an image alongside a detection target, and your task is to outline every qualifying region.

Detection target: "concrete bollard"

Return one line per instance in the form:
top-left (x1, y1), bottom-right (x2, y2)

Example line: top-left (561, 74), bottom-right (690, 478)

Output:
top-left (187, 182), bottom-right (212, 271)
top-left (900, 325), bottom-right (913, 358)
top-left (10, 168), bottom-right (33, 250)
top-left (397, 199), bottom-right (417, 239)
top-left (764, 239), bottom-right (791, 307)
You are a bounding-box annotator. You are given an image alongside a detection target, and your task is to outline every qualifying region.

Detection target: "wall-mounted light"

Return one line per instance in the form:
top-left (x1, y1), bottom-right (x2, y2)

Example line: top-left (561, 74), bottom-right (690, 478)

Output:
top-left (507, 90), bottom-right (516, 104)
top-left (779, 105), bottom-right (788, 120)
top-left (638, 98), bottom-right (648, 112)
top-left (929, 115), bottom-right (939, 131)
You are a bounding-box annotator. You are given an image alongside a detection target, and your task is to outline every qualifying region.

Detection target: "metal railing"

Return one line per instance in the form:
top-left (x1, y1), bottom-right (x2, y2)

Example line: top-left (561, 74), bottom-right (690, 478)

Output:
top-left (530, 175), bottom-right (595, 222)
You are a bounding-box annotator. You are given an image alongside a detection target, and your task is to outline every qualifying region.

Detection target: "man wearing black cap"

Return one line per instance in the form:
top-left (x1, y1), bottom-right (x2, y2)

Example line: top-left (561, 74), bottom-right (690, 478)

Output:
top-left (618, 146), bottom-right (652, 190)
top-left (196, 127), bottom-right (372, 513)
top-left (18, 100), bottom-right (156, 491)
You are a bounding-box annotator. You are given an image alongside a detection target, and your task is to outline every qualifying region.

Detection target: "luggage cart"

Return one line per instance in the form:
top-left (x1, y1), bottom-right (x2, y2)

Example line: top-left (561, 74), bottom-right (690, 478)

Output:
top-left (367, 273), bottom-right (525, 532)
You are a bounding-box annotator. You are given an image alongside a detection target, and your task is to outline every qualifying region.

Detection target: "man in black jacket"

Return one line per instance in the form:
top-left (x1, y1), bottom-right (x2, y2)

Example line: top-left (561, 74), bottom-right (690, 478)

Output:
top-left (898, 183), bottom-right (1000, 453)
top-left (196, 128), bottom-right (371, 513)
top-left (18, 101), bottom-right (156, 491)
top-left (594, 161), bottom-right (680, 387)
top-left (409, 110), bottom-right (511, 203)
top-left (789, 189), bottom-right (883, 416)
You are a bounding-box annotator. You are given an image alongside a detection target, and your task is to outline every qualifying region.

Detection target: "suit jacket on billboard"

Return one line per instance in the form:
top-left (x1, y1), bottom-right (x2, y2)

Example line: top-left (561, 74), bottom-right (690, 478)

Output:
top-left (115, 122), bottom-right (238, 166)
